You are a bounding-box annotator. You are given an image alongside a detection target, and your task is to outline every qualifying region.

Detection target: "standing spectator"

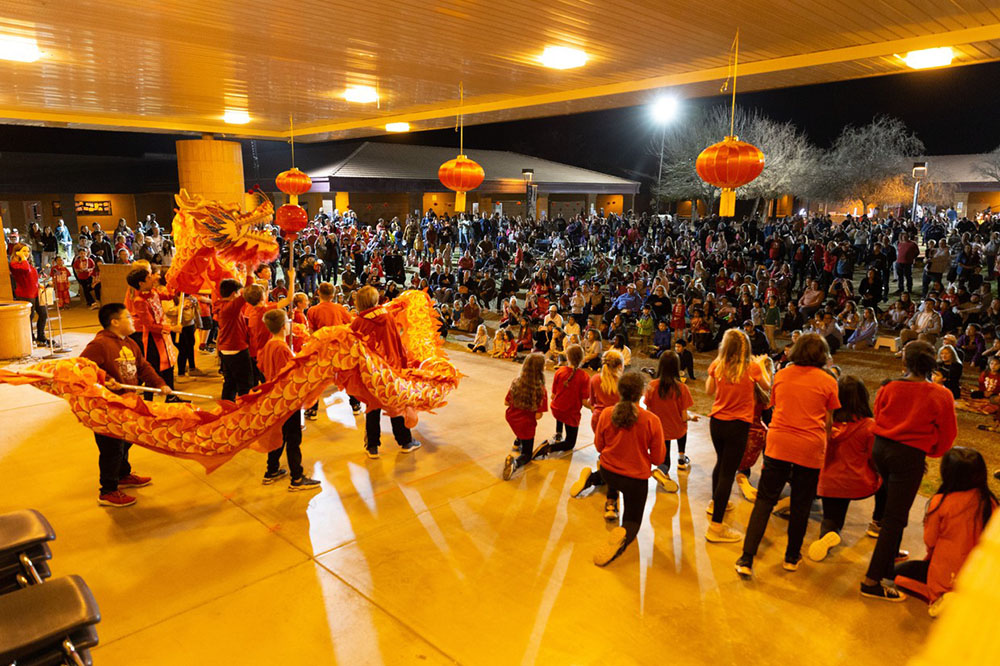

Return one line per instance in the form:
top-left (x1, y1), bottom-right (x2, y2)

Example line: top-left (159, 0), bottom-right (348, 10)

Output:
top-left (894, 232), bottom-right (919, 295)
top-left (9, 244), bottom-right (48, 345)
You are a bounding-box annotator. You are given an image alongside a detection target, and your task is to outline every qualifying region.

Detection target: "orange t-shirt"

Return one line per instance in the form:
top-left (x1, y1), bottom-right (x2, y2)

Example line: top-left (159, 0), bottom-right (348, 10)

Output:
top-left (765, 365), bottom-right (840, 469)
top-left (707, 358), bottom-right (764, 423)
top-left (644, 379), bottom-right (694, 441)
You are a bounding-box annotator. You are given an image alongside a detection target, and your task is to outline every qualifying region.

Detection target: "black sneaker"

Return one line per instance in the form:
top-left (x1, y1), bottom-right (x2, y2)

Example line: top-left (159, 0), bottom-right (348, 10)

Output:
top-left (604, 498), bottom-right (620, 522)
top-left (677, 455), bottom-right (690, 471)
top-left (289, 476), bottom-right (322, 492)
top-left (263, 469), bottom-right (288, 485)
top-left (735, 556), bottom-right (753, 578)
top-left (502, 454), bottom-right (518, 481)
top-left (365, 445), bottom-right (380, 460)
top-left (304, 409), bottom-right (318, 421)
top-left (860, 583), bottom-right (907, 602)
top-left (511, 440), bottom-right (522, 454)
top-left (994, 469), bottom-right (1000, 481)
top-left (532, 441), bottom-right (552, 460)
top-left (352, 404), bottom-right (363, 416)
top-left (552, 432), bottom-right (564, 443)
top-left (400, 440), bottom-right (422, 454)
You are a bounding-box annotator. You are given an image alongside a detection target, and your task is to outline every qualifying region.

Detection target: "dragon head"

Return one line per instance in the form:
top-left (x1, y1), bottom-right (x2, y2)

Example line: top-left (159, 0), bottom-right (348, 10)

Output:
top-left (173, 189), bottom-right (279, 267)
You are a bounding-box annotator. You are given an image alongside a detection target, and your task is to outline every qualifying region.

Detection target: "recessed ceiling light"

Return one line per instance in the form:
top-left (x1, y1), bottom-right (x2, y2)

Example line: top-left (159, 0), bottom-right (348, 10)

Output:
top-left (539, 46), bottom-right (588, 70)
top-left (344, 85), bottom-right (378, 103)
top-left (903, 47), bottom-right (953, 69)
top-left (385, 122), bottom-right (410, 132)
top-left (0, 35), bottom-right (41, 63)
top-left (223, 109), bottom-right (250, 124)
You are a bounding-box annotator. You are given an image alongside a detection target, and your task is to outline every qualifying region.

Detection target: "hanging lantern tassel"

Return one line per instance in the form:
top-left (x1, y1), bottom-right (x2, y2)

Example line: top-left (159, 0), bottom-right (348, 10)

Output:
top-left (719, 189), bottom-right (737, 217)
top-left (455, 191), bottom-right (467, 213)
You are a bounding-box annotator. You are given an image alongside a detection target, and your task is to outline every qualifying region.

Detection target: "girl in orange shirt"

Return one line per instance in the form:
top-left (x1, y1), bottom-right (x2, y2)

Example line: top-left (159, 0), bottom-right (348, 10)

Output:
top-left (644, 351), bottom-right (698, 494)
top-left (534, 345), bottom-right (591, 459)
top-left (569, 351), bottom-right (624, 520)
top-left (502, 353), bottom-right (548, 480)
top-left (705, 328), bottom-right (769, 543)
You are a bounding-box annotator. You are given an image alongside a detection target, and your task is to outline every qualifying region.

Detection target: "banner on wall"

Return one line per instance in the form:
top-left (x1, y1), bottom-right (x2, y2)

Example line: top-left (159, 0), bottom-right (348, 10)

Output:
top-left (526, 184), bottom-right (538, 221)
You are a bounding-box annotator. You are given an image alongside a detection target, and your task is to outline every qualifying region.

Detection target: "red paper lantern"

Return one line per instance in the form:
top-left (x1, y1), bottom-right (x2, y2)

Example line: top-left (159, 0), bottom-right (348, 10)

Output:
top-left (695, 135), bottom-right (764, 217)
top-left (438, 154), bottom-right (484, 212)
top-left (275, 167), bottom-right (312, 196)
top-left (275, 204), bottom-right (308, 238)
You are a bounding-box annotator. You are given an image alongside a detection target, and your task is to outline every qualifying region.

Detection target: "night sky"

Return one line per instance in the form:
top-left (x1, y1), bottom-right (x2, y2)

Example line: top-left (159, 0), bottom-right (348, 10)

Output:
top-left (2, 59), bottom-right (999, 190)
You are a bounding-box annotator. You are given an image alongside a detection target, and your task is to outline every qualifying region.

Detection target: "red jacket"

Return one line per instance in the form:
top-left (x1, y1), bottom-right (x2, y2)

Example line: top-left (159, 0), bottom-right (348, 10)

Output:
top-left (129, 289), bottom-right (173, 371)
top-left (594, 407), bottom-right (665, 480)
top-left (306, 301), bottom-right (352, 329)
top-left (9, 259), bottom-right (39, 299)
top-left (817, 417), bottom-right (880, 499)
top-left (80, 329), bottom-right (165, 390)
top-left (550, 367), bottom-right (590, 428)
top-left (871, 380), bottom-right (957, 457)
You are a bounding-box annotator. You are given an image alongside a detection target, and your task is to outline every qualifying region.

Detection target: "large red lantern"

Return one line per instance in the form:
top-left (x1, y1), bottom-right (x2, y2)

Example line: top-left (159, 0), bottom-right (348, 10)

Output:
top-left (696, 135), bottom-right (764, 217)
top-left (275, 204), bottom-right (308, 239)
top-left (275, 167), bottom-right (312, 196)
top-left (438, 154), bottom-right (485, 213)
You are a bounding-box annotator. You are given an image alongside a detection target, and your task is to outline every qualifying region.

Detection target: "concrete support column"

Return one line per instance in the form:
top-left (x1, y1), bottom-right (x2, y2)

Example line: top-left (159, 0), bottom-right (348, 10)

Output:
top-left (335, 192), bottom-right (350, 215)
top-left (176, 137), bottom-right (245, 206)
top-left (408, 192), bottom-right (423, 218)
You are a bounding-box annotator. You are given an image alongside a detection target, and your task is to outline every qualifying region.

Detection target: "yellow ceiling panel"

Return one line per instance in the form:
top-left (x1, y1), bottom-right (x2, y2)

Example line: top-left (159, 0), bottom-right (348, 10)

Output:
top-left (0, 1), bottom-right (997, 140)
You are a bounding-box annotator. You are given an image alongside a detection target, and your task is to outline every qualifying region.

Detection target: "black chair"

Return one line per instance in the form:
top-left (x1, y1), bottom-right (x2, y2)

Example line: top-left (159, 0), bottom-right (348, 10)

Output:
top-left (0, 510), bottom-right (55, 594)
top-left (0, 575), bottom-right (101, 666)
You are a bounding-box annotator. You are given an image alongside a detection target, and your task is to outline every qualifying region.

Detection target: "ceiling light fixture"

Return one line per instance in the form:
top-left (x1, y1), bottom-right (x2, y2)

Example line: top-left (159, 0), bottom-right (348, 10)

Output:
top-left (385, 122), bottom-right (410, 132)
top-left (223, 109), bottom-right (250, 124)
top-left (0, 34), bottom-right (41, 62)
top-left (902, 47), bottom-right (954, 69)
top-left (344, 85), bottom-right (378, 103)
top-left (539, 46), bottom-right (588, 70)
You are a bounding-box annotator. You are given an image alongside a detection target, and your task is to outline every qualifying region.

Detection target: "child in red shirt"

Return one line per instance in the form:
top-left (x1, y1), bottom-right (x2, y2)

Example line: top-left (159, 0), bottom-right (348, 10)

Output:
top-left (259, 308), bottom-right (321, 491)
top-left (502, 353), bottom-right (548, 480)
top-left (569, 350), bottom-right (624, 503)
top-left (290, 292), bottom-right (309, 353)
top-left (533, 345), bottom-right (591, 459)
top-left (645, 351), bottom-right (697, 494)
top-left (592, 371), bottom-right (666, 567)
top-left (50, 257), bottom-right (71, 308)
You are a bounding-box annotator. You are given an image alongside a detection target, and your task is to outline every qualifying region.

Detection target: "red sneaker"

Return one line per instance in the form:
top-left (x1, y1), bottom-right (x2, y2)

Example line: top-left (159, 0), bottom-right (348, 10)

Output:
top-left (118, 473), bottom-right (152, 488)
top-left (98, 491), bottom-right (137, 507)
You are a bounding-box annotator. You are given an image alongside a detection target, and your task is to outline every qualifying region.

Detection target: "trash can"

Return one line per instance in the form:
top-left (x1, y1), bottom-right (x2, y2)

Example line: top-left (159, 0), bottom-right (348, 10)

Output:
top-left (0, 301), bottom-right (33, 359)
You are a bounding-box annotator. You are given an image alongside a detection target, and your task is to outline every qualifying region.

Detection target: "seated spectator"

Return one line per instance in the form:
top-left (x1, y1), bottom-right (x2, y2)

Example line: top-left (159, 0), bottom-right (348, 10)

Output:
top-left (742, 319), bottom-right (770, 356)
top-left (847, 307), bottom-right (879, 349)
top-left (798, 279), bottom-right (826, 317)
top-left (610, 334), bottom-right (632, 367)
top-left (900, 299), bottom-right (943, 347)
top-left (582, 328), bottom-right (604, 370)
top-left (957, 324), bottom-right (985, 368)
top-left (456, 296), bottom-right (483, 332)
top-left (934, 345), bottom-right (963, 399)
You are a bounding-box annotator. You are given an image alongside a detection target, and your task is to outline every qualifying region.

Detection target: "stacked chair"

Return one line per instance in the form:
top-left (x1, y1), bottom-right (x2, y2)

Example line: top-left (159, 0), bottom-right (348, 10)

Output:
top-left (0, 510), bottom-right (102, 666)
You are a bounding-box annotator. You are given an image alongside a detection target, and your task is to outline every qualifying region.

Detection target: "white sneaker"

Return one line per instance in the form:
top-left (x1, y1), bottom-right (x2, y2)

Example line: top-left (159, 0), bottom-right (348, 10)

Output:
top-left (569, 468), bottom-right (593, 498)
top-left (808, 531), bottom-right (842, 561)
top-left (928, 592), bottom-right (950, 618)
top-left (705, 523), bottom-right (743, 543)
top-left (706, 500), bottom-right (735, 515)
top-left (651, 468), bottom-right (679, 493)
top-left (736, 473), bottom-right (757, 502)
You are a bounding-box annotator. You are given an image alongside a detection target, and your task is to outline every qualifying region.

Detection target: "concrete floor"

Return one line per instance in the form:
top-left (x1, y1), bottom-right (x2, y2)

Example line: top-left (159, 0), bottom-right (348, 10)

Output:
top-left (0, 310), bottom-right (935, 665)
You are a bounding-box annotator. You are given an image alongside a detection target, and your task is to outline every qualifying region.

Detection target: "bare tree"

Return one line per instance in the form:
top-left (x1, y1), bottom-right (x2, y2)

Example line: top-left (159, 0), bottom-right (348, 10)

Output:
top-left (974, 145), bottom-right (1000, 184)
top-left (820, 116), bottom-right (924, 213)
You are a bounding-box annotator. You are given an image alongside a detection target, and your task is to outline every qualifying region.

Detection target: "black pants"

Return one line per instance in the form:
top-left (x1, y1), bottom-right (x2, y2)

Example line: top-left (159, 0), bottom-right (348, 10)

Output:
top-left (551, 421), bottom-right (579, 452)
top-left (220, 350), bottom-right (254, 401)
top-left (16, 296), bottom-right (47, 342)
top-left (582, 357), bottom-right (601, 371)
top-left (709, 417), bottom-right (750, 523)
top-left (78, 276), bottom-right (96, 305)
top-left (365, 409), bottom-right (412, 449)
top-left (894, 559), bottom-right (930, 588)
top-left (95, 433), bottom-right (132, 495)
top-left (175, 325), bottom-right (197, 374)
top-left (656, 434), bottom-right (687, 473)
top-left (678, 354), bottom-right (696, 380)
top-left (742, 455), bottom-right (820, 563)
top-left (267, 411), bottom-right (303, 478)
top-left (895, 262), bottom-right (913, 294)
top-left (865, 436), bottom-right (926, 582)
top-left (819, 485), bottom-right (888, 536)
top-left (137, 334), bottom-right (174, 400)
top-left (602, 468), bottom-right (649, 543)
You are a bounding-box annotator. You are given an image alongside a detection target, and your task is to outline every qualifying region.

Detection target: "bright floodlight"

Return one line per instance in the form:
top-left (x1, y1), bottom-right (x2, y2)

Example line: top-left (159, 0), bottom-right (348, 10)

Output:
top-left (385, 122), bottom-right (410, 132)
top-left (539, 46), bottom-right (588, 70)
top-left (223, 109), bottom-right (251, 124)
top-left (0, 34), bottom-right (41, 62)
top-left (344, 85), bottom-right (379, 103)
top-left (904, 47), bottom-right (953, 69)
top-left (652, 96), bottom-right (679, 124)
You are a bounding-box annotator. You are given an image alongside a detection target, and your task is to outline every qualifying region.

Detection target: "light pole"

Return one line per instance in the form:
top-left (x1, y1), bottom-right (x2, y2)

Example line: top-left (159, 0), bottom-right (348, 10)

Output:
top-left (912, 161), bottom-right (927, 225)
top-left (652, 96), bottom-right (679, 215)
top-left (522, 168), bottom-right (535, 221)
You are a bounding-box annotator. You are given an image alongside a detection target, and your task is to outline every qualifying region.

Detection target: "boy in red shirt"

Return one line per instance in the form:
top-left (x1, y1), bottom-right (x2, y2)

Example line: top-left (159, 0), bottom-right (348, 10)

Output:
top-left (245, 282), bottom-right (295, 385)
top-left (216, 278), bottom-right (256, 401)
top-left (81, 303), bottom-right (171, 507)
top-left (304, 281), bottom-right (358, 418)
top-left (126, 266), bottom-right (180, 397)
top-left (259, 309), bottom-right (321, 491)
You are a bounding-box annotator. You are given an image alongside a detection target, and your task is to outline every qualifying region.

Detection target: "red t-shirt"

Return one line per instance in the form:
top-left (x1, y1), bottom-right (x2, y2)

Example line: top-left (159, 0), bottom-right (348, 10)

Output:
top-left (258, 337), bottom-right (294, 381)
top-left (708, 358), bottom-right (764, 424)
top-left (505, 387), bottom-right (548, 440)
top-left (765, 365), bottom-right (840, 469)
top-left (594, 407), bottom-right (665, 479)
top-left (307, 301), bottom-right (353, 329)
top-left (817, 417), bottom-right (880, 499)
top-left (644, 379), bottom-right (694, 441)
top-left (872, 379), bottom-right (957, 457)
top-left (550, 366), bottom-right (591, 427)
top-left (248, 302), bottom-right (281, 359)
top-left (217, 295), bottom-right (249, 353)
top-left (589, 373), bottom-right (620, 432)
